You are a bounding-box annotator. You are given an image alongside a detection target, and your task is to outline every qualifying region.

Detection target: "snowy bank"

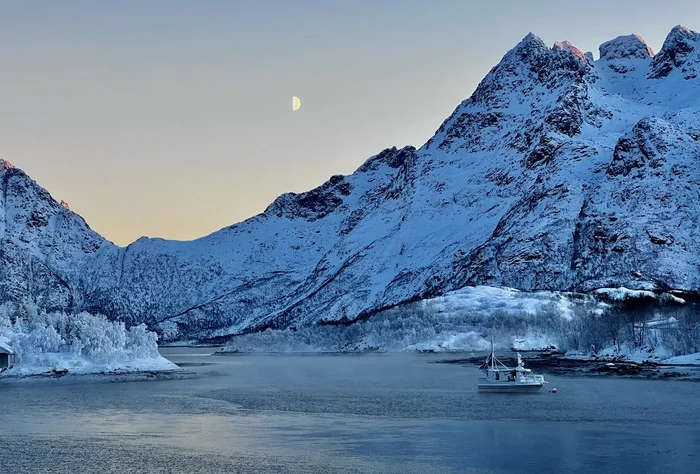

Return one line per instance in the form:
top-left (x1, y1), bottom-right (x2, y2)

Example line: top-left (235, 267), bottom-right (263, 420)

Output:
top-left (563, 344), bottom-right (672, 364)
top-left (0, 303), bottom-right (177, 377)
top-left (662, 352), bottom-right (700, 365)
top-left (222, 285), bottom-right (700, 364)
top-left (562, 346), bottom-right (700, 366)
top-left (4, 354), bottom-right (177, 377)
top-left (223, 286), bottom-right (590, 353)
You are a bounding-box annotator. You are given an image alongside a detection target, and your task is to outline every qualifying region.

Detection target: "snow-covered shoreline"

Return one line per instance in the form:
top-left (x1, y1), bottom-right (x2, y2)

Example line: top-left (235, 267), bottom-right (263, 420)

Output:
top-left (562, 348), bottom-right (700, 366)
top-left (0, 303), bottom-right (178, 378)
top-left (2, 355), bottom-right (178, 377)
top-left (218, 285), bottom-right (700, 366)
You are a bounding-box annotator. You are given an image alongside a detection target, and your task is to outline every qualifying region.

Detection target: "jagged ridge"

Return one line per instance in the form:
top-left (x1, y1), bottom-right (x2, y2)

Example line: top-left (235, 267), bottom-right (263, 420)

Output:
top-left (2, 25), bottom-right (700, 341)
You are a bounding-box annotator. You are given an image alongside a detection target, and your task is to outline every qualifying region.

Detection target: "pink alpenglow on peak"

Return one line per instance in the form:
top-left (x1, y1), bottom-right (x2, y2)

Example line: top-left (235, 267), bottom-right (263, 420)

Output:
top-left (553, 41), bottom-right (586, 60)
top-left (0, 159), bottom-right (15, 170)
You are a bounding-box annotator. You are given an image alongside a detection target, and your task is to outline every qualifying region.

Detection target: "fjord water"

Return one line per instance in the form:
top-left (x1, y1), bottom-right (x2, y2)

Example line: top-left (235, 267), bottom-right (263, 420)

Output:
top-left (1, 350), bottom-right (698, 474)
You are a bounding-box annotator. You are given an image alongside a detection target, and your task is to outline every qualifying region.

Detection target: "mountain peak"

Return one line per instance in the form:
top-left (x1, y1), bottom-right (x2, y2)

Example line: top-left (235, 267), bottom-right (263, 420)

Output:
top-left (553, 41), bottom-right (586, 60)
top-left (668, 24), bottom-right (698, 39)
top-left (649, 25), bottom-right (700, 79)
top-left (0, 158), bottom-right (16, 171)
top-left (599, 34), bottom-right (654, 61)
top-left (509, 32), bottom-right (548, 59)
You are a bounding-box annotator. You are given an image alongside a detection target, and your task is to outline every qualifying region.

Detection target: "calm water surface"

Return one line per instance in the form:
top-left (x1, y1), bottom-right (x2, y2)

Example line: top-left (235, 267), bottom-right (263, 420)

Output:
top-left (1, 349), bottom-right (698, 473)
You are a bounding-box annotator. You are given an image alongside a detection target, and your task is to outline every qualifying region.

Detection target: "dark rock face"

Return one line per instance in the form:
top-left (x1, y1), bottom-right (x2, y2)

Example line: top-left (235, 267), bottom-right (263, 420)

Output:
top-left (649, 25), bottom-right (700, 79)
top-left (607, 118), bottom-right (671, 177)
top-left (3, 26), bottom-right (700, 341)
top-left (264, 175), bottom-right (351, 222)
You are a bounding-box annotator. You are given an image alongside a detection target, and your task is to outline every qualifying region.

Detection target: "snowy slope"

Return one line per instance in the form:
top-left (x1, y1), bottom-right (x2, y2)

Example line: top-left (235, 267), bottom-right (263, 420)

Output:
top-left (0, 160), bottom-right (111, 310)
top-left (3, 25), bottom-right (700, 341)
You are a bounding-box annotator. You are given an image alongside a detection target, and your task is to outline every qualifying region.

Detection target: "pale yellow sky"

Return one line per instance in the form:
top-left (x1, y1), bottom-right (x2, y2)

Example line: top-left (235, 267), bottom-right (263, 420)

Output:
top-left (0, 1), bottom-right (686, 245)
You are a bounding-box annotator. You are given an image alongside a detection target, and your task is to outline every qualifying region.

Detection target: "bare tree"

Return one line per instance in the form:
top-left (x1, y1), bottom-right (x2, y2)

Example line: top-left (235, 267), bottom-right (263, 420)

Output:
top-left (600, 307), bottom-right (624, 352)
top-left (673, 306), bottom-right (700, 355)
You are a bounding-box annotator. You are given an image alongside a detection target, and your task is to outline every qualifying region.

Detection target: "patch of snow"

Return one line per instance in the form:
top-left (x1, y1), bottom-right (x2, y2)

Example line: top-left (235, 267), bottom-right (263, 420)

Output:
top-left (659, 293), bottom-right (686, 304)
top-left (428, 286), bottom-right (577, 321)
top-left (405, 332), bottom-right (490, 352)
top-left (0, 335), bottom-right (13, 354)
top-left (662, 352), bottom-right (700, 365)
top-left (594, 287), bottom-right (657, 301)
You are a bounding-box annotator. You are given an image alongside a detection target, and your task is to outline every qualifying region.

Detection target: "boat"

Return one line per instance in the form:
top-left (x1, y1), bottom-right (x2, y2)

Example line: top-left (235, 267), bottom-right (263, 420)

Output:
top-left (478, 337), bottom-right (547, 392)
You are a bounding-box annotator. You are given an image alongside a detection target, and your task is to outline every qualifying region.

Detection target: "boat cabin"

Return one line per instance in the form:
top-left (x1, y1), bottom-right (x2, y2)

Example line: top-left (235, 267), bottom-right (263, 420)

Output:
top-left (0, 339), bottom-right (15, 371)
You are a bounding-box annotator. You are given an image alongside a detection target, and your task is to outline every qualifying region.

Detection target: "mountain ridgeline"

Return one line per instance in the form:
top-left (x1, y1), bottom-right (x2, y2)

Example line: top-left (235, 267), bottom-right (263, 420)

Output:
top-left (2, 25), bottom-right (700, 341)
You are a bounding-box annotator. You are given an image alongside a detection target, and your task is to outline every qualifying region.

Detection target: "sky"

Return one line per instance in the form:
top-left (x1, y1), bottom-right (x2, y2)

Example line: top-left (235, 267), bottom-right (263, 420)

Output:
top-left (0, 0), bottom-right (696, 245)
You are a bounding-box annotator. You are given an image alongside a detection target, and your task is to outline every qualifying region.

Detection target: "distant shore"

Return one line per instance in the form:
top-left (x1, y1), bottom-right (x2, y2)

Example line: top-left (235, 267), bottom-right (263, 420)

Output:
top-left (438, 351), bottom-right (700, 380)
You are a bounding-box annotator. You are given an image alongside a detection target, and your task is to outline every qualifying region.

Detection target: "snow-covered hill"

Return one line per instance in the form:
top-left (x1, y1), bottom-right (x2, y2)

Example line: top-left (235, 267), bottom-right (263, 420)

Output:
top-left (2, 25), bottom-right (700, 341)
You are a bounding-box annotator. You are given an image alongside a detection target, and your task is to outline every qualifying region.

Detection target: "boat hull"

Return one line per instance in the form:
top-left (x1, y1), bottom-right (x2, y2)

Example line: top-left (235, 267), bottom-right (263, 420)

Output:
top-left (477, 381), bottom-right (544, 393)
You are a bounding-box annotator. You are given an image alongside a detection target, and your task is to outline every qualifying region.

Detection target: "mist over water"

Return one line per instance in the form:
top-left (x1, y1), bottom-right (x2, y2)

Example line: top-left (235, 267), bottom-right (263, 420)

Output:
top-left (1, 349), bottom-right (699, 473)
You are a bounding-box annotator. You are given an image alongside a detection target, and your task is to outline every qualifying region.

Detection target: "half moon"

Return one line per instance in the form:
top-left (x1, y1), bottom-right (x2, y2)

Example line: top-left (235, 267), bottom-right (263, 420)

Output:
top-left (292, 96), bottom-right (301, 111)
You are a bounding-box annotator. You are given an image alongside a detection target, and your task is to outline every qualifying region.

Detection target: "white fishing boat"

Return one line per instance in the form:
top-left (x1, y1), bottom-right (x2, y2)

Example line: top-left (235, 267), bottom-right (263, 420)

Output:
top-left (478, 338), bottom-right (547, 393)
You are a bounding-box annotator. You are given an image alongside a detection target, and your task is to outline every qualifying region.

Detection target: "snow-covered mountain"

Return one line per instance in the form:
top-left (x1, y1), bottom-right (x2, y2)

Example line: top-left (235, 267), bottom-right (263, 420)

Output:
top-left (3, 25), bottom-right (700, 341)
top-left (0, 160), bottom-right (110, 310)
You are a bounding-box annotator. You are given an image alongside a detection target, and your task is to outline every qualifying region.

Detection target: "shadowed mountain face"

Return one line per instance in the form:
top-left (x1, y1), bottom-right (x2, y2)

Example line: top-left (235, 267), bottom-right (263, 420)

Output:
top-left (3, 25), bottom-right (700, 341)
